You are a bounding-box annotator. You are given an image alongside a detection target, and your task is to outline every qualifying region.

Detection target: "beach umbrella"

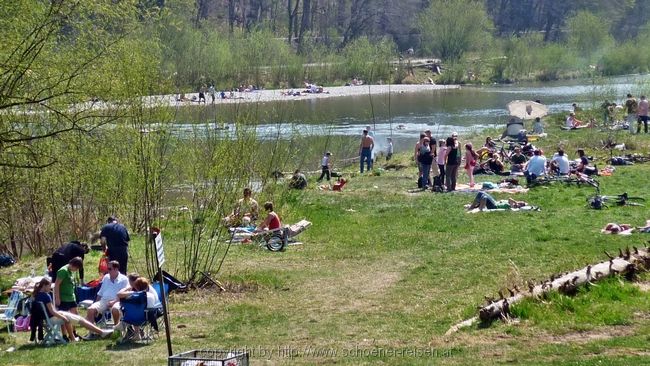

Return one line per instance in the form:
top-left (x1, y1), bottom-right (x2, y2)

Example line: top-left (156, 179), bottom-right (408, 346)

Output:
top-left (507, 100), bottom-right (549, 120)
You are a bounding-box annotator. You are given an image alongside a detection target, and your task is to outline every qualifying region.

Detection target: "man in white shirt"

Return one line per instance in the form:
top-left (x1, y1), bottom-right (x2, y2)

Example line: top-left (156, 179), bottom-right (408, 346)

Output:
top-left (551, 149), bottom-right (570, 175)
top-left (84, 260), bottom-right (128, 334)
top-left (524, 150), bottom-right (547, 184)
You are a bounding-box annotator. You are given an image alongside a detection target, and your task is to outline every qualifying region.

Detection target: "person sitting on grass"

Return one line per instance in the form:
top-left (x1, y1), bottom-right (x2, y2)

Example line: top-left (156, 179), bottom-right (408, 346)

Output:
top-left (524, 149), bottom-right (547, 183)
top-left (509, 146), bottom-right (527, 173)
top-left (476, 153), bottom-right (508, 176)
top-left (532, 117), bottom-right (544, 134)
top-left (289, 169), bottom-right (308, 190)
top-left (576, 149), bottom-right (598, 176)
top-left (254, 202), bottom-right (281, 234)
top-left (224, 187), bottom-right (259, 227)
top-left (32, 278), bottom-right (113, 342)
top-left (550, 149), bottom-right (570, 175)
top-left (467, 192), bottom-right (529, 211)
top-left (476, 136), bottom-right (496, 159)
top-left (565, 112), bottom-right (583, 129)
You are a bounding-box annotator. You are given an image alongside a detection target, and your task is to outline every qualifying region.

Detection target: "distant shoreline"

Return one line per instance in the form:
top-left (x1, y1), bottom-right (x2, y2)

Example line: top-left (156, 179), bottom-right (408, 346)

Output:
top-left (144, 84), bottom-right (461, 107)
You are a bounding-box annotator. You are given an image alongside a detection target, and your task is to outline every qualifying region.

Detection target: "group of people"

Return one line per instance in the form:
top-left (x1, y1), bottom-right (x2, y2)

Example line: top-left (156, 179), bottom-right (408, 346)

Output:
top-left (586, 93), bottom-right (649, 133)
top-left (35, 251), bottom-right (161, 342)
top-left (223, 188), bottom-right (283, 237)
top-left (414, 130), bottom-right (468, 191)
top-left (411, 128), bottom-right (600, 191)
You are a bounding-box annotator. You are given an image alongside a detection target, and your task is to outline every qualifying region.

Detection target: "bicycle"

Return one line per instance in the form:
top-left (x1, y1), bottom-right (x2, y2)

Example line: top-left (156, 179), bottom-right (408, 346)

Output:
top-left (587, 192), bottom-right (645, 209)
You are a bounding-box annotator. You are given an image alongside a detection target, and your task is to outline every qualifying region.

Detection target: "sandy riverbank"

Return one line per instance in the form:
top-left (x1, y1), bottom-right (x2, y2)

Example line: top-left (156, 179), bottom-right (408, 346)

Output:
top-left (145, 84), bottom-right (460, 107)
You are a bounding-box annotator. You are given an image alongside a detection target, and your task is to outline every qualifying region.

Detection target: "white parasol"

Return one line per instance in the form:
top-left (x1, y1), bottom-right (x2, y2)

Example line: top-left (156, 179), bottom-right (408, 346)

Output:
top-left (507, 100), bottom-right (549, 120)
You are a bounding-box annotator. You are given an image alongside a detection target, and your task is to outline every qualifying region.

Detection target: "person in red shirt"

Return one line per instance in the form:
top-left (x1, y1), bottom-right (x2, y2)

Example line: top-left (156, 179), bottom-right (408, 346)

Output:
top-left (255, 202), bottom-right (282, 232)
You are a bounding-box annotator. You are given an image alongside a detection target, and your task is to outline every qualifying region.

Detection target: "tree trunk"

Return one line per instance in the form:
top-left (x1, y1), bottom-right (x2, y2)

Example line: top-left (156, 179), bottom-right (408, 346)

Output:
top-left (288, 0), bottom-right (301, 45)
top-left (239, 0), bottom-right (247, 30)
top-left (446, 246), bottom-right (650, 335)
top-left (228, 0), bottom-right (236, 32)
top-left (297, 0), bottom-right (311, 52)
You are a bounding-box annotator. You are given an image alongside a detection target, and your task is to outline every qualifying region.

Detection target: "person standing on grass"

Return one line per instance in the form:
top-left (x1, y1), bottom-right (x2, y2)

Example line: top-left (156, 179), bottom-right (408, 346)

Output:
top-left (359, 129), bottom-right (374, 173)
top-left (414, 133), bottom-right (426, 182)
top-left (100, 216), bottom-right (130, 274)
top-left (464, 143), bottom-right (478, 188)
top-left (317, 152), bottom-right (332, 183)
top-left (436, 139), bottom-right (447, 186)
top-left (444, 133), bottom-right (461, 192)
top-left (424, 129), bottom-right (437, 176)
top-left (625, 93), bottom-right (638, 133)
top-left (386, 137), bottom-right (393, 161)
top-left (637, 95), bottom-right (649, 134)
top-left (55, 257), bottom-right (83, 315)
top-left (417, 137), bottom-right (434, 187)
top-left (198, 84), bottom-right (207, 104)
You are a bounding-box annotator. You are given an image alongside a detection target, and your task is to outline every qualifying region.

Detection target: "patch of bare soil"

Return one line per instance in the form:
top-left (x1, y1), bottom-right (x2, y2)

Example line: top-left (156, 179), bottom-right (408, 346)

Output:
top-left (297, 259), bottom-right (409, 314)
top-left (545, 326), bottom-right (636, 345)
top-left (633, 281), bottom-right (650, 292)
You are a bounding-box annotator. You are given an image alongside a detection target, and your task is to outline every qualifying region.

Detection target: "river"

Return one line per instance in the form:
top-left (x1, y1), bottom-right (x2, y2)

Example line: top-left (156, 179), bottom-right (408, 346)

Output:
top-left (171, 74), bottom-right (650, 153)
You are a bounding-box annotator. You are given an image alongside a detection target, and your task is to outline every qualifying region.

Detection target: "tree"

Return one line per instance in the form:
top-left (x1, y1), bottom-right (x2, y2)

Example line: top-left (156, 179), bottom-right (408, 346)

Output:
top-left (417, 0), bottom-right (493, 61)
top-left (0, 0), bottom-right (143, 170)
top-left (565, 11), bottom-right (613, 61)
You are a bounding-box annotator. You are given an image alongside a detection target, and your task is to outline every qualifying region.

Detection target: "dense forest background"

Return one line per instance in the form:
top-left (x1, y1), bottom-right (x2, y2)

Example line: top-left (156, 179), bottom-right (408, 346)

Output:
top-left (155, 0), bottom-right (650, 88)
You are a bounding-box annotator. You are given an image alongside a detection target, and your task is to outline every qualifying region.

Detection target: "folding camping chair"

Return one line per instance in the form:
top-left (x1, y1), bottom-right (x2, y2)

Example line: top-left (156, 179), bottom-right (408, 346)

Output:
top-left (29, 301), bottom-right (66, 346)
top-left (260, 219), bottom-right (312, 252)
top-left (117, 291), bottom-right (155, 344)
top-left (0, 290), bottom-right (22, 335)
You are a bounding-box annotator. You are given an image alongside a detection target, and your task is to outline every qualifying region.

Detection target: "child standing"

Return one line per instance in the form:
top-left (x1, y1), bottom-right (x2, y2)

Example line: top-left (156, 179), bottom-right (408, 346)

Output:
top-left (317, 152), bottom-right (332, 182)
top-left (436, 140), bottom-right (447, 185)
top-left (464, 143), bottom-right (478, 188)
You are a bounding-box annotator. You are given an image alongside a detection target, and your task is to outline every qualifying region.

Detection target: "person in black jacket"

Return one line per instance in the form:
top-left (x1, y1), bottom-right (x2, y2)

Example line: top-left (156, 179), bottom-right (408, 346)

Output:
top-left (48, 241), bottom-right (89, 282)
top-left (100, 216), bottom-right (130, 274)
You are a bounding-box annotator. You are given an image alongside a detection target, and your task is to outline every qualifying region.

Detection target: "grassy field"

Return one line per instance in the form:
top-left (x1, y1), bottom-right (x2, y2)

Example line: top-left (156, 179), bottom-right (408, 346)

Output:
top-left (1, 126), bottom-right (650, 365)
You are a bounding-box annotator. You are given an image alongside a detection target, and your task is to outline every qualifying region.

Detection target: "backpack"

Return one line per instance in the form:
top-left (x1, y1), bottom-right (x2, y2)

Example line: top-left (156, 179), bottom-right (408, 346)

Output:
top-left (0, 254), bottom-right (15, 267)
top-left (589, 196), bottom-right (605, 209)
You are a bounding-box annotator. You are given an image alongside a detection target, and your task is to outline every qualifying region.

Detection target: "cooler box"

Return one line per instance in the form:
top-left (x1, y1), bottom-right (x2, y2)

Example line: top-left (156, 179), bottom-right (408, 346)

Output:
top-left (76, 285), bottom-right (99, 303)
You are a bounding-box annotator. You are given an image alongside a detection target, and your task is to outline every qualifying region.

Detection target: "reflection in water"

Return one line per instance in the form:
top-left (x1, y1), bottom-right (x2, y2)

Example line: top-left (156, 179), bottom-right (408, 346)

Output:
top-left (165, 74), bottom-right (650, 152)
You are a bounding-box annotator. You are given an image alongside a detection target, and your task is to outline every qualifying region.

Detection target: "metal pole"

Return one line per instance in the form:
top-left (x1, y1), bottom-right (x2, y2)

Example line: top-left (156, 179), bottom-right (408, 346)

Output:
top-left (152, 230), bottom-right (173, 356)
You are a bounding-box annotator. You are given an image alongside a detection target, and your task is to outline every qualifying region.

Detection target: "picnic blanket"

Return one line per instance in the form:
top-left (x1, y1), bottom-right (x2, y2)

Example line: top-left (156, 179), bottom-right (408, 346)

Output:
top-left (466, 206), bottom-right (540, 214)
top-left (601, 223), bottom-right (634, 235)
top-left (454, 183), bottom-right (529, 194)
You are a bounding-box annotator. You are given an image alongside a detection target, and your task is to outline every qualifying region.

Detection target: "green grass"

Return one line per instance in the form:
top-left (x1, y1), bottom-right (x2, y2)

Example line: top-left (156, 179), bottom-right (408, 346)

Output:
top-left (1, 126), bottom-right (650, 365)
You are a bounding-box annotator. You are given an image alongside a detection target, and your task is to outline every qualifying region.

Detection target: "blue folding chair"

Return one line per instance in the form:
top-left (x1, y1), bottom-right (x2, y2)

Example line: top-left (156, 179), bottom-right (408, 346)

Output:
top-left (118, 291), bottom-right (152, 344)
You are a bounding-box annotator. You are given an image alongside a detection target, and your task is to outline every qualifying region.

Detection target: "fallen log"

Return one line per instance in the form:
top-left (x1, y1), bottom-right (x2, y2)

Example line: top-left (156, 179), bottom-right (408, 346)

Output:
top-left (446, 246), bottom-right (650, 335)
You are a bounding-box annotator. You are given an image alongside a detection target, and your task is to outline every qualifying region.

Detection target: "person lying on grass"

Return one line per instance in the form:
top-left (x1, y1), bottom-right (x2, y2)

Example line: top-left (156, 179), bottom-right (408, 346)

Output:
top-left (32, 278), bottom-right (112, 342)
top-left (467, 192), bottom-right (529, 211)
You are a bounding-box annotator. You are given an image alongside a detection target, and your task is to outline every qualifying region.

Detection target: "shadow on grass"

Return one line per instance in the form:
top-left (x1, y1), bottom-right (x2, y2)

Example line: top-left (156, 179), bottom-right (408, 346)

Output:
top-left (105, 341), bottom-right (151, 351)
top-left (18, 342), bottom-right (67, 350)
top-left (477, 320), bottom-right (497, 330)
